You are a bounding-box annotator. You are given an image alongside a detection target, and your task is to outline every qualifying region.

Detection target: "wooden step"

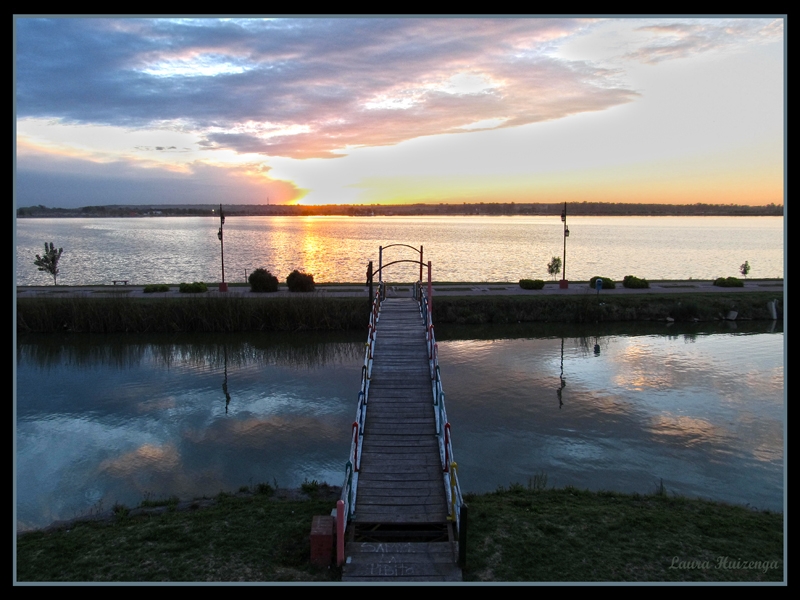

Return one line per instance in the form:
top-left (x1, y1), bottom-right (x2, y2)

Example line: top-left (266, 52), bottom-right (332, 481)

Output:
top-left (342, 541), bottom-right (462, 582)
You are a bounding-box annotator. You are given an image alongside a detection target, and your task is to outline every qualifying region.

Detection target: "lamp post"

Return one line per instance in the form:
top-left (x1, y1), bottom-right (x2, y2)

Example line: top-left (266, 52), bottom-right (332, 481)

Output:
top-left (559, 202), bottom-right (569, 289)
top-left (217, 204), bottom-right (227, 292)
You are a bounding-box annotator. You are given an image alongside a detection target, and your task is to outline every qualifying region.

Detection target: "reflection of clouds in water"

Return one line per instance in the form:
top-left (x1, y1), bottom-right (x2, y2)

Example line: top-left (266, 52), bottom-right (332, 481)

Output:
top-left (751, 442), bottom-right (783, 463)
top-left (182, 414), bottom-right (344, 449)
top-left (98, 443), bottom-right (181, 475)
top-left (17, 417), bottom-right (167, 528)
top-left (439, 331), bottom-right (783, 509)
top-left (136, 396), bottom-right (178, 413)
top-left (646, 414), bottom-right (731, 448)
top-left (546, 438), bottom-right (607, 464)
top-left (601, 335), bottom-right (784, 410)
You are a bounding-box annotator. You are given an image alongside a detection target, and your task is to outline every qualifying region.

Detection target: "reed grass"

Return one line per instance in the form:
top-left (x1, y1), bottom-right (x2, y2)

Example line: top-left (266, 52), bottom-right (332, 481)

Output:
top-left (17, 291), bottom-right (782, 334)
top-left (432, 292), bottom-right (782, 325)
top-left (17, 296), bottom-right (369, 333)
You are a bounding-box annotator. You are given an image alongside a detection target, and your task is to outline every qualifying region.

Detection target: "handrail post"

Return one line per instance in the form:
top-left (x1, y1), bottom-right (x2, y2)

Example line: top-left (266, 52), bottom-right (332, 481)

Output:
top-left (368, 260), bottom-right (373, 309)
top-left (427, 260), bottom-right (432, 319)
top-left (458, 503), bottom-right (468, 568)
top-left (336, 499), bottom-right (345, 566)
top-left (352, 421), bottom-right (360, 471)
top-left (443, 422), bottom-right (451, 472)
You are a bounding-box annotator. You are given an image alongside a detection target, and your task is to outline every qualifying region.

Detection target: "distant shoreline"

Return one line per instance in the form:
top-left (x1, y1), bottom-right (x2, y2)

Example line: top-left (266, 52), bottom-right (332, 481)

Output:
top-left (16, 201), bottom-right (784, 219)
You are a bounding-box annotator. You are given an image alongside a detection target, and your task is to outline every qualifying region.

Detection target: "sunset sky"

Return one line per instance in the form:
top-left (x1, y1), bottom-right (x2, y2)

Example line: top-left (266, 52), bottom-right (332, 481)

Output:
top-left (14, 16), bottom-right (785, 208)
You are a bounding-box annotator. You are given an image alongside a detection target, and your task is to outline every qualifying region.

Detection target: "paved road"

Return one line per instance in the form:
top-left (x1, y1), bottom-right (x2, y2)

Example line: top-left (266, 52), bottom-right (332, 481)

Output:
top-left (16, 280), bottom-right (784, 299)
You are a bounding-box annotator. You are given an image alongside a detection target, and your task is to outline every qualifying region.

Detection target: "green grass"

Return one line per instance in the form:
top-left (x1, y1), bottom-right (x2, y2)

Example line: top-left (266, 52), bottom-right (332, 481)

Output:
top-left (138, 494), bottom-right (180, 509)
top-left (463, 486), bottom-right (783, 582)
top-left (16, 490), bottom-right (340, 582)
top-left (16, 485), bottom-right (783, 583)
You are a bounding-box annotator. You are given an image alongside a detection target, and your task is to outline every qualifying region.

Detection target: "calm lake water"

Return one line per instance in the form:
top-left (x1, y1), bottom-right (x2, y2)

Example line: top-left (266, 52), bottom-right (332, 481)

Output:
top-left (16, 215), bottom-right (784, 285)
top-left (15, 323), bottom-right (784, 531)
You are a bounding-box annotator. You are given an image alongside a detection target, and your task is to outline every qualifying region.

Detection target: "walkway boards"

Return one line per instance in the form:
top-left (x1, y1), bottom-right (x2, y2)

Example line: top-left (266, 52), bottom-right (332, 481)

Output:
top-left (342, 297), bottom-right (461, 582)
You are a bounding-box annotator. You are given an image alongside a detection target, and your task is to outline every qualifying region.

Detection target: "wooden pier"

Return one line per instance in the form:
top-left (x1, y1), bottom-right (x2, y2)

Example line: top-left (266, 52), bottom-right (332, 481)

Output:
top-left (341, 297), bottom-right (462, 582)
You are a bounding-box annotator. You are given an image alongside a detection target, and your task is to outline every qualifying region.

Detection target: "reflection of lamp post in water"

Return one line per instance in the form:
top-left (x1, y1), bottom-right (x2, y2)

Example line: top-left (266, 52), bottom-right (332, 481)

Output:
top-left (217, 204), bottom-right (227, 292)
top-left (222, 345), bottom-right (231, 414)
top-left (559, 202), bottom-right (570, 289)
top-left (557, 337), bottom-right (566, 409)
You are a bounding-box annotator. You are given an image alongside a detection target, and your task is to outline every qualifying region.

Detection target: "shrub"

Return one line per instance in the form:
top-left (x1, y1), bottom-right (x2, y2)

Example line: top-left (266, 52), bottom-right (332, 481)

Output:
top-left (286, 270), bottom-right (315, 292)
top-left (519, 279), bottom-right (545, 290)
top-left (301, 478), bottom-right (320, 495)
top-left (248, 268), bottom-right (279, 293)
top-left (589, 276), bottom-right (616, 290)
top-left (179, 281), bottom-right (208, 293)
top-left (622, 275), bottom-right (649, 289)
top-left (255, 482), bottom-right (274, 496)
top-left (143, 284), bottom-right (170, 293)
top-left (713, 277), bottom-right (744, 287)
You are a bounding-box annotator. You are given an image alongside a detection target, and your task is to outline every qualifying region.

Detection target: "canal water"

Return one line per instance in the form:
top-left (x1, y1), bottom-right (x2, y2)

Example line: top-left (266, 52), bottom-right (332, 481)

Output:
top-left (15, 322), bottom-right (784, 531)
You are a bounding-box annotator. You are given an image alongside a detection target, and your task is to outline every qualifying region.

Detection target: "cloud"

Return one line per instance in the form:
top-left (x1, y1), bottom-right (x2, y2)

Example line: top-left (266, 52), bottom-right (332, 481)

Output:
top-left (15, 143), bottom-right (305, 207)
top-left (626, 18), bottom-right (783, 64)
top-left (15, 17), bottom-right (639, 159)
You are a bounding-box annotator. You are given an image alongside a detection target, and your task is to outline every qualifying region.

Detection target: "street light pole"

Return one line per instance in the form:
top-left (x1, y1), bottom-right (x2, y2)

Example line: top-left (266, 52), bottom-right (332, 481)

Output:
top-left (560, 202), bottom-right (569, 289)
top-left (218, 204), bottom-right (227, 292)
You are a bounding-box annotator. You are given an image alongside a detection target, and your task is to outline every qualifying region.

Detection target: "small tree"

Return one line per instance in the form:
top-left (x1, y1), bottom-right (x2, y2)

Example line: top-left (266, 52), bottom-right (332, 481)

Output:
top-left (740, 261), bottom-right (751, 278)
top-left (34, 242), bottom-right (63, 285)
top-left (547, 256), bottom-right (562, 280)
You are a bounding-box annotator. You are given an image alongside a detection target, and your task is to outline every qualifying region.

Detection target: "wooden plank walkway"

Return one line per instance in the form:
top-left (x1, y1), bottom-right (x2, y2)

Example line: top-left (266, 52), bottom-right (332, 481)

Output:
top-left (342, 297), bottom-right (461, 582)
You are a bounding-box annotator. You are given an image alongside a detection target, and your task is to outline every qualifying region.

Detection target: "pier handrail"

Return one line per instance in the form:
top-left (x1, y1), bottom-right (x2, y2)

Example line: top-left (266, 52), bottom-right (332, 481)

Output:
top-left (339, 285), bottom-right (382, 544)
top-left (417, 283), bottom-right (467, 558)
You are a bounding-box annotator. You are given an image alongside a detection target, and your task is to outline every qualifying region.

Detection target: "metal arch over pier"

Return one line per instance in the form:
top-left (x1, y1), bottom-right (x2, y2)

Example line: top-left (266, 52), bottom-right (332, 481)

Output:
top-left (337, 252), bottom-right (466, 582)
top-left (378, 244), bottom-right (424, 284)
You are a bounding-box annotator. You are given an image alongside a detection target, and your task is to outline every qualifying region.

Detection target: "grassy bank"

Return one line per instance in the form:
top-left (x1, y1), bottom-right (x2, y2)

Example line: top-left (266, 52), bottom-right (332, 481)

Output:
top-left (16, 484), bottom-right (783, 583)
top-left (432, 292), bottom-right (783, 325)
top-left (464, 484), bottom-right (783, 582)
top-left (16, 292), bottom-right (783, 334)
top-left (17, 296), bottom-right (370, 334)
